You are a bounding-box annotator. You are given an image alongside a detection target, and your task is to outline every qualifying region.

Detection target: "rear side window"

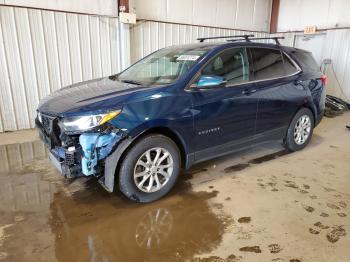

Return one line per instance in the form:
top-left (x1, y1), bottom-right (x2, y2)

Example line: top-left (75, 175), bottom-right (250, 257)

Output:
top-left (201, 47), bottom-right (250, 85)
top-left (251, 48), bottom-right (299, 81)
top-left (293, 50), bottom-right (319, 72)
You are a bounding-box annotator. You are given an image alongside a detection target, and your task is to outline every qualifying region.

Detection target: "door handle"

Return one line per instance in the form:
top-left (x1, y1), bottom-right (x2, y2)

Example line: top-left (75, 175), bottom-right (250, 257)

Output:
top-left (242, 89), bottom-right (257, 95)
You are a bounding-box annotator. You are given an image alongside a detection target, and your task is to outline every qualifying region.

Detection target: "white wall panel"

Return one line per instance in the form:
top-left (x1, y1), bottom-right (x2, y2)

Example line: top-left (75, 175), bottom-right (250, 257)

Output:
top-left (67, 13), bottom-right (83, 84)
top-left (278, 0), bottom-right (350, 31)
top-left (78, 15), bottom-right (93, 81)
top-left (235, 0), bottom-right (255, 30)
top-left (0, 12), bottom-right (16, 131)
top-left (0, 6), bottom-right (130, 132)
top-left (14, 8), bottom-right (40, 127)
top-left (253, 0), bottom-right (272, 31)
top-left (100, 17), bottom-right (112, 77)
top-left (42, 10), bottom-right (61, 93)
top-left (28, 9), bottom-right (51, 100)
top-left (320, 29), bottom-right (350, 101)
top-left (130, 20), bottom-right (269, 63)
top-left (130, 0), bottom-right (272, 32)
top-left (2, 0), bottom-right (118, 16)
top-left (167, 0), bottom-right (193, 25)
top-left (0, 7), bottom-right (29, 129)
top-left (193, 0), bottom-right (216, 27)
top-left (215, 0), bottom-right (237, 29)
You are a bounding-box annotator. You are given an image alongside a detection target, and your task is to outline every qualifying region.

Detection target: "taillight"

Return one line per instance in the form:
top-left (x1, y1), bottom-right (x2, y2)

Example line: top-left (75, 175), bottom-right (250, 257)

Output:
top-left (320, 75), bottom-right (327, 86)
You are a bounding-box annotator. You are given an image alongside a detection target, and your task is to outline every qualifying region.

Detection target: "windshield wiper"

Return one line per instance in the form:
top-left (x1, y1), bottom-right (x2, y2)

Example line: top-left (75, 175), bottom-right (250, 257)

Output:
top-left (120, 79), bottom-right (143, 86)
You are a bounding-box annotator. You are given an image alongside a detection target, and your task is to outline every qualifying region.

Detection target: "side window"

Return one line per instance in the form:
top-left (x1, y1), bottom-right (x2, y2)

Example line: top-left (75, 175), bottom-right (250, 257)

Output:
top-left (282, 53), bottom-right (299, 75)
top-left (251, 48), bottom-right (285, 80)
top-left (201, 48), bottom-right (250, 86)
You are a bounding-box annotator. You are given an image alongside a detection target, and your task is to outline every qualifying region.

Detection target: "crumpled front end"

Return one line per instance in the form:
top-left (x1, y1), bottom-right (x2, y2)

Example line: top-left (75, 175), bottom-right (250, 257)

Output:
top-left (36, 112), bottom-right (128, 192)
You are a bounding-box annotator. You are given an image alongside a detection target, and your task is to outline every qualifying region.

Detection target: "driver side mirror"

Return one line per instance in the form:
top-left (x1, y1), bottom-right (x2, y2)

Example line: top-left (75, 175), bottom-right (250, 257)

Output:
top-left (190, 75), bottom-right (227, 90)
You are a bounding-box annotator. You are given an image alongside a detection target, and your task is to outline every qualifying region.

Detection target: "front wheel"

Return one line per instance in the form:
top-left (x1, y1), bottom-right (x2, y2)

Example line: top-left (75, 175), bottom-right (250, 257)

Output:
top-left (119, 134), bottom-right (180, 203)
top-left (284, 108), bottom-right (314, 152)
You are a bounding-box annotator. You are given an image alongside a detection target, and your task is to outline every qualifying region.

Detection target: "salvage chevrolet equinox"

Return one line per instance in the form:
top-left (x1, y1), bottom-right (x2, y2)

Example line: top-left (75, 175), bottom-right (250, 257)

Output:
top-left (36, 35), bottom-right (326, 202)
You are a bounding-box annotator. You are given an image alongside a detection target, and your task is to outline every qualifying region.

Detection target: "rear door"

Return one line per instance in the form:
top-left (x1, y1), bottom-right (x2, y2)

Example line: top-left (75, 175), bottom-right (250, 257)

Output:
top-left (249, 47), bottom-right (305, 139)
top-left (191, 47), bottom-right (259, 162)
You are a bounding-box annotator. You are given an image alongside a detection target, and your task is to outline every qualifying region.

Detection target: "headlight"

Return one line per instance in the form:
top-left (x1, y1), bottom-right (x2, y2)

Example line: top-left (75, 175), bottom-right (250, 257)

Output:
top-left (62, 110), bottom-right (121, 132)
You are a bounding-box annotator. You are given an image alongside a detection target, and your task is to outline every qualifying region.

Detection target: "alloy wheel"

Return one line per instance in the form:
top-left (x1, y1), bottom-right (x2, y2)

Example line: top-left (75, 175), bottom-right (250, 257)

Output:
top-left (294, 115), bottom-right (311, 145)
top-left (134, 147), bottom-right (174, 193)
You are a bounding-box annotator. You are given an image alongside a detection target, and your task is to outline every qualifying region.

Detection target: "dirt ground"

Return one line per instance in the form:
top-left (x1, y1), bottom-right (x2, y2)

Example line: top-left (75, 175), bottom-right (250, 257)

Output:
top-left (0, 113), bottom-right (349, 262)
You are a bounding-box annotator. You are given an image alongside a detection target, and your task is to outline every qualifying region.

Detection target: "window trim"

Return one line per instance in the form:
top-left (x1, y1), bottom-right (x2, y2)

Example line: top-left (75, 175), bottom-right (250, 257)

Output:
top-left (185, 46), bottom-right (302, 92)
top-left (248, 46), bottom-right (302, 84)
top-left (185, 46), bottom-right (252, 91)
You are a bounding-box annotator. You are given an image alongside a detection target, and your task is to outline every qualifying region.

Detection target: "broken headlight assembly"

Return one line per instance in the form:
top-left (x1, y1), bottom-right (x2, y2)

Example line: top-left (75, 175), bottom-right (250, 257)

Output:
top-left (61, 110), bottom-right (122, 132)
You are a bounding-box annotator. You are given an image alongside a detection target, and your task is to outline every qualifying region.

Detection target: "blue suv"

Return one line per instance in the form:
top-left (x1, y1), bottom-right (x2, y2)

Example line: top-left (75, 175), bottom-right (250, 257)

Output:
top-left (36, 35), bottom-right (326, 202)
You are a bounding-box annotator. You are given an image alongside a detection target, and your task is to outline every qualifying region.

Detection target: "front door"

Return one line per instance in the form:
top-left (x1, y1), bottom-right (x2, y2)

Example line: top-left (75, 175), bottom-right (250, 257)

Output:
top-left (191, 47), bottom-right (259, 162)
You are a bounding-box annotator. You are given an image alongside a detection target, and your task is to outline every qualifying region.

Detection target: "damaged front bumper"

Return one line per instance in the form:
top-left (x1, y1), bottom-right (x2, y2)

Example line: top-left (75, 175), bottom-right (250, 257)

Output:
top-left (36, 116), bottom-right (129, 193)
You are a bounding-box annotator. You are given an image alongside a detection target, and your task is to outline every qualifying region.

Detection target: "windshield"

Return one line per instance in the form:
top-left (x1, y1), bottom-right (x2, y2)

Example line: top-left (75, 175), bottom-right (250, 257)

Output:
top-left (118, 46), bottom-right (211, 86)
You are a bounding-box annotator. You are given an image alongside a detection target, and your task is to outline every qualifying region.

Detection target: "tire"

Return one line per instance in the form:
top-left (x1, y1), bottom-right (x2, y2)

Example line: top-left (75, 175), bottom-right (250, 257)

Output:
top-left (119, 134), bottom-right (181, 203)
top-left (284, 108), bottom-right (314, 152)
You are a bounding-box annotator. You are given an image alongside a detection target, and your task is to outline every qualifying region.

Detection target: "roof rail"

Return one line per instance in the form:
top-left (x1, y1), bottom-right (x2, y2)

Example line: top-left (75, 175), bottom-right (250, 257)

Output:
top-left (227, 36), bottom-right (285, 45)
top-left (197, 34), bottom-right (254, 43)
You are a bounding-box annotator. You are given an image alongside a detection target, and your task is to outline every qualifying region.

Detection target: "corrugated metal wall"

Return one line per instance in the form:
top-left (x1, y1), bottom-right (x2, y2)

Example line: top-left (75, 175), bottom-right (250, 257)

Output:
top-left (130, 0), bottom-right (272, 32)
top-left (321, 29), bottom-right (350, 101)
top-left (130, 21), bottom-right (270, 63)
top-left (0, 5), bottom-right (130, 132)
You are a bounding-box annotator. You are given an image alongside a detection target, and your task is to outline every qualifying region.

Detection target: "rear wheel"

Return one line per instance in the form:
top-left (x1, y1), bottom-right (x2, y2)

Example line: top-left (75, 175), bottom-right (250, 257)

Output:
top-left (284, 108), bottom-right (314, 151)
top-left (119, 134), bottom-right (180, 203)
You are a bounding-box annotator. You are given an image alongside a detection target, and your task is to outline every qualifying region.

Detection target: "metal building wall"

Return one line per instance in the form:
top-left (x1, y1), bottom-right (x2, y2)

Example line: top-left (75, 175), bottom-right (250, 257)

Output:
top-left (0, 5), bottom-right (130, 132)
top-left (321, 29), bottom-right (350, 101)
top-left (130, 0), bottom-right (272, 32)
top-left (130, 21), bottom-right (270, 63)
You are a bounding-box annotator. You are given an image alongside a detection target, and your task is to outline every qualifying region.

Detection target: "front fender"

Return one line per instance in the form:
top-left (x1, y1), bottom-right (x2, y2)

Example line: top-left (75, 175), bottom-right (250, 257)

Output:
top-left (100, 121), bottom-right (192, 192)
top-left (100, 136), bottom-right (134, 192)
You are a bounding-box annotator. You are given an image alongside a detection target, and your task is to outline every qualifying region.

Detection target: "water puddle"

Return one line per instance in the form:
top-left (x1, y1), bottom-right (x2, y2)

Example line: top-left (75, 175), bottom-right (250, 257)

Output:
top-left (0, 140), bottom-right (230, 261)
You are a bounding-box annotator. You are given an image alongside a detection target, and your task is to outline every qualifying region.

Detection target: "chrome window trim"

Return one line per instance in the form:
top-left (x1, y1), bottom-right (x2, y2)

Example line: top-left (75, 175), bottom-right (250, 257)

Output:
top-left (185, 45), bottom-right (302, 91)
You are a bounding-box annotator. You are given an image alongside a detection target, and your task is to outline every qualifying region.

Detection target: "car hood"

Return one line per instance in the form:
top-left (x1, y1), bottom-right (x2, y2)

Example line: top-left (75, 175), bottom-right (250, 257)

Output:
top-left (38, 77), bottom-right (156, 117)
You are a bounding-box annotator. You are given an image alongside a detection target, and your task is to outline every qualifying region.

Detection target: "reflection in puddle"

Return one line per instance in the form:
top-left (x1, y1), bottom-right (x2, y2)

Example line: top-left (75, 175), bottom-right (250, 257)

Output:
top-left (49, 181), bottom-right (227, 261)
top-left (0, 140), bottom-right (230, 261)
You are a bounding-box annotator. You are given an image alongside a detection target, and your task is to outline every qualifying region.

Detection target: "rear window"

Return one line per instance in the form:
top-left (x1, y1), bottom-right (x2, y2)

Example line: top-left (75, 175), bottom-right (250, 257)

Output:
top-left (293, 50), bottom-right (319, 72)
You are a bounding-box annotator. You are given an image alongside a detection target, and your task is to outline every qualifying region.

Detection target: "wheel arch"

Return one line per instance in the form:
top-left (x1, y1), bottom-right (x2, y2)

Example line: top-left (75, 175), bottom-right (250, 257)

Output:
top-left (299, 102), bottom-right (317, 126)
top-left (115, 126), bottom-right (188, 181)
top-left (283, 103), bottom-right (316, 143)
